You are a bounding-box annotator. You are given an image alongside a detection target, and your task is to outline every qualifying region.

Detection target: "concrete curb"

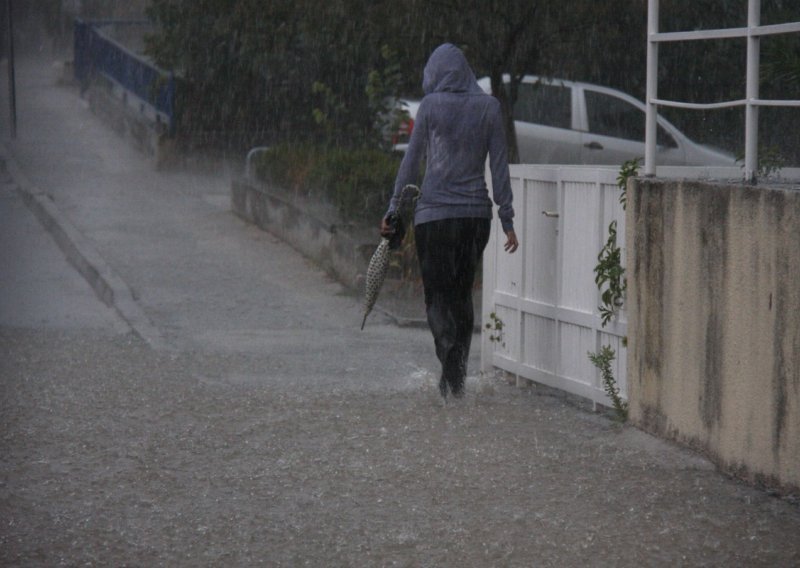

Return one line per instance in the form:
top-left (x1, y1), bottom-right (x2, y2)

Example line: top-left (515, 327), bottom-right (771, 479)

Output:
top-left (2, 145), bottom-right (169, 350)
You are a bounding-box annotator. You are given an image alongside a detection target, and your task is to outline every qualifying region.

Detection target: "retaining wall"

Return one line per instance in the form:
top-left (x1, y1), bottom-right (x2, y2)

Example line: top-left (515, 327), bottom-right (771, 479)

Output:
top-left (626, 178), bottom-right (800, 495)
top-left (85, 75), bottom-right (176, 168)
top-left (230, 179), bottom-right (375, 291)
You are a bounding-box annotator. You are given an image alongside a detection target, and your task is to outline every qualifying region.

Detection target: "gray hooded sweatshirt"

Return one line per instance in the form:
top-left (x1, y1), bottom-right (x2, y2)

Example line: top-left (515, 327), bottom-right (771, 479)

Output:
top-left (387, 43), bottom-right (515, 232)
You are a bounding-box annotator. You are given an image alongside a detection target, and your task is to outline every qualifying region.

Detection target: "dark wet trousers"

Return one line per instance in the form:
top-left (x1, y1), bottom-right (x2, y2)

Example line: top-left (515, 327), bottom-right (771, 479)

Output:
top-left (415, 217), bottom-right (491, 397)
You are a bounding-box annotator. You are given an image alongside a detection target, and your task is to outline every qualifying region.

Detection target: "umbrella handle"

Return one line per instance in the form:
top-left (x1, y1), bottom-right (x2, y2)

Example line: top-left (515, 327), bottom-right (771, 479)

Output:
top-left (399, 184), bottom-right (420, 206)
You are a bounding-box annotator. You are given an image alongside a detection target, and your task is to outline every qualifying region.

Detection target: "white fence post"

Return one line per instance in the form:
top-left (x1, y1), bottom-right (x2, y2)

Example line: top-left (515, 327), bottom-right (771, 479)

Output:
top-left (744, 0), bottom-right (761, 182)
top-left (645, 0), bottom-right (659, 177)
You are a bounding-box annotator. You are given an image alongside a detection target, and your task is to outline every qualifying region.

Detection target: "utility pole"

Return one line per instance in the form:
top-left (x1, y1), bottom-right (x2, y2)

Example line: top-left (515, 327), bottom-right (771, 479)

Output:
top-left (6, 0), bottom-right (17, 139)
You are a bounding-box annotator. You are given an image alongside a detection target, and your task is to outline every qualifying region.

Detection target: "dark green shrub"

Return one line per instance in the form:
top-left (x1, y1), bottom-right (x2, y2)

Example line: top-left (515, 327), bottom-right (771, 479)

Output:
top-left (255, 143), bottom-right (402, 223)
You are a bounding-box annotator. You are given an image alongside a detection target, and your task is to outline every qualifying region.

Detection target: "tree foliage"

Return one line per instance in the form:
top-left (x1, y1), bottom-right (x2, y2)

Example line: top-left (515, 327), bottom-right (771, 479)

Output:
top-left (145, 0), bottom-right (305, 150)
top-left (144, 0), bottom-right (800, 162)
top-left (145, 0), bottom-right (414, 150)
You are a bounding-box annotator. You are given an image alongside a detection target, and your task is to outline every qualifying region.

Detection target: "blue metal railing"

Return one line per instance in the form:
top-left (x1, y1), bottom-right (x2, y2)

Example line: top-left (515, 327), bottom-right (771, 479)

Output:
top-left (74, 19), bottom-right (175, 133)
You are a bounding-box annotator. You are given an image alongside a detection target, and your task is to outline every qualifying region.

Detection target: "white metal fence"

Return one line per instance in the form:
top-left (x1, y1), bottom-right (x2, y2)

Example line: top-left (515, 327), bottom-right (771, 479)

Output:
top-left (645, 0), bottom-right (800, 181)
top-left (480, 165), bottom-right (628, 407)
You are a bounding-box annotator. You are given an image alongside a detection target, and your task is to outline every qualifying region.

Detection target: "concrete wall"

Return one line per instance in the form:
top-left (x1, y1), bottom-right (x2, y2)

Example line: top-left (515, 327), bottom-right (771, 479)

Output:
top-left (231, 179), bottom-right (374, 292)
top-left (86, 76), bottom-right (175, 169)
top-left (626, 178), bottom-right (800, 495)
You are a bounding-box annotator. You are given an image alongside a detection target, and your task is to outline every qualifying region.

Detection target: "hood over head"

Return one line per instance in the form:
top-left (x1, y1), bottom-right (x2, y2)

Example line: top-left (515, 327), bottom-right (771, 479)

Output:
top-left (422, 43), bottom-right (483, 96)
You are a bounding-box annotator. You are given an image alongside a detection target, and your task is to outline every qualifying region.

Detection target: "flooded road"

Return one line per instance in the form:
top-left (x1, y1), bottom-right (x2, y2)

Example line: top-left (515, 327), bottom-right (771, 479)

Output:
top-left (3, 327), bottom-right (800, 566)
top-left (5, 328), bottom-right (800, 567)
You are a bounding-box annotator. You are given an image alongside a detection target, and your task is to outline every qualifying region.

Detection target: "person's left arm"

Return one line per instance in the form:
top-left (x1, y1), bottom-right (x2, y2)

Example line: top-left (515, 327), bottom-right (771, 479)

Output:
top-left (487, 100), bottom-right (518, 253)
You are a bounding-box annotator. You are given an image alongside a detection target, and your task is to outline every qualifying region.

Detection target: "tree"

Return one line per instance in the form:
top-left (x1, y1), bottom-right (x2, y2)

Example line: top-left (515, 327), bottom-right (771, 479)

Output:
top-left (145, 0), bottom-right (412, 150)
top-left (145, 0), bottom-right (574, 157)
top-left (144, 0), bottom-right (799, 164)
top-left (145, 0), bottom-right (307, 150)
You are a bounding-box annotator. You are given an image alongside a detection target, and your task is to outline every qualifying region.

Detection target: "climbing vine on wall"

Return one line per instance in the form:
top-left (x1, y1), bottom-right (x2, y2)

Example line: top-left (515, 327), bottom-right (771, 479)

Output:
top-left (588, 157), bottom-right (639, 423)
top-left (589, 345), bottom-right (628, 423)
top-left (594, 220), bottom-right (626, 327)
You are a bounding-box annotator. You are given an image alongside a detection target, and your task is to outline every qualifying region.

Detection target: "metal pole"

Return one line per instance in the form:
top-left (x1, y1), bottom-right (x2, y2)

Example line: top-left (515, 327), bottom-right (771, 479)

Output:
top-left (644, 0), bottom-right (659, 176)
top-left (6, 0), bottom-right (16, 139)
top-left (744, 0), bottom-right (760, 183)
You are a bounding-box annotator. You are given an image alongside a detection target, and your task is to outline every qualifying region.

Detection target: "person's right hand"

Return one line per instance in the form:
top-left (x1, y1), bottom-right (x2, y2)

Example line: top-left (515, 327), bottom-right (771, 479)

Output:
top-left (380, 216), bottom-right (394, 238)
top-left (504, 230), bottom-right (519, 253)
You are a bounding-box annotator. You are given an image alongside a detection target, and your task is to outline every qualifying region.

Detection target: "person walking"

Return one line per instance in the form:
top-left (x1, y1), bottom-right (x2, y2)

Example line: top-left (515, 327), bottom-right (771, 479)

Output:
top-left (381, 43), bottom-right (518, 399)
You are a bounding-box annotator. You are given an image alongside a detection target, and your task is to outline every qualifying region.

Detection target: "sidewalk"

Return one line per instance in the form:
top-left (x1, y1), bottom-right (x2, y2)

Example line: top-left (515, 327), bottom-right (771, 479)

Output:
top-left (1, 54), bottom-right (420, 348)
top-left (1, 54), bottom-right (799, 566)
top-left (2, 55), bottom-right (428, 341)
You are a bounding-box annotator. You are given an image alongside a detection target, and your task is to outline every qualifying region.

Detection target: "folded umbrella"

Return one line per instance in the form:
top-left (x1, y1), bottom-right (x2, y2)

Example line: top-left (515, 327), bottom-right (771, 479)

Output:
top-left (360, 184), bottom-right (419, 330)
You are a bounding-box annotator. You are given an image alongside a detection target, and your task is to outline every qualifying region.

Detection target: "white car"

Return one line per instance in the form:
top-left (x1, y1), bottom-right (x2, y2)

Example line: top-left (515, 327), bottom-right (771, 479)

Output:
top-left (394, 75), bottom-right (736, 166)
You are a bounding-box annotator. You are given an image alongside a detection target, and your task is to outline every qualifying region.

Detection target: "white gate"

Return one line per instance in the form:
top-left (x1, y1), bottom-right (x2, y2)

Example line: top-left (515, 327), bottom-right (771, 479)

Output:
top-left (481, 165), bottom-right (628, 407)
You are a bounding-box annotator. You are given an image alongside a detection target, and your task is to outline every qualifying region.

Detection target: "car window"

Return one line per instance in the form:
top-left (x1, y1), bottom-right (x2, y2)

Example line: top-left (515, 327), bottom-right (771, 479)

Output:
top-left (585, 90), bottom-right (678, 148)
top-left (585, 90), bottom-right (644, 141)
top-left (513, 83), bottom-right (571, 129)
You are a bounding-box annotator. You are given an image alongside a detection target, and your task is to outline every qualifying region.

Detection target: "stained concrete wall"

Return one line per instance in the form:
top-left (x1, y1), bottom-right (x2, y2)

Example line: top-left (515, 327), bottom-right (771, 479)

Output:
top-left (231, 179), bottom-right (374, 291)
top-left (626, 178), bottom-right (800, 495)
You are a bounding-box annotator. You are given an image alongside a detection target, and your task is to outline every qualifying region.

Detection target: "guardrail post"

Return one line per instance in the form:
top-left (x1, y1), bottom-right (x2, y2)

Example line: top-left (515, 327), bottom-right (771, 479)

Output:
top-left (644, 0), bottom-right (659, 177)
top-left (744, 0), bottom-right (760, 182)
